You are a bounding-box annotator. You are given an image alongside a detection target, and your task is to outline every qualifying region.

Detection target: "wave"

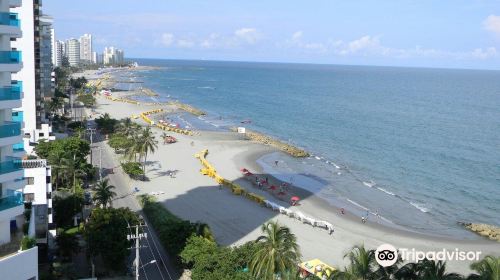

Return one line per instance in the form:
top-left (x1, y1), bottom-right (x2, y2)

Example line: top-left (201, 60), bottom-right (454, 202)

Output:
top-left (362, 181), bottom-right (376, 188)
top-left (197, 86), bottom-right (216, 90)
top-left (377, 187), bottom-right (395, 196)
top-left (346, 199), bottom-right (369, 211)
top-left (410, 202), bottom-right (430, 213)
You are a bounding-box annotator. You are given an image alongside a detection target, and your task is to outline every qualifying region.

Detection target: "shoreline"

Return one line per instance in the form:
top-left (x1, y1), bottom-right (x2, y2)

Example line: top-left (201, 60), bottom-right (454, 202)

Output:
top-left (82, 69), bottom-right (500, 273)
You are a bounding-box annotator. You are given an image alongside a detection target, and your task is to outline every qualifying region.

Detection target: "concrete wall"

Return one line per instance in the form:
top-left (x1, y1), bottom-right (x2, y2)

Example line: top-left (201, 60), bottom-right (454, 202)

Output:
top-left (0, 246), bottom-right (38, 279)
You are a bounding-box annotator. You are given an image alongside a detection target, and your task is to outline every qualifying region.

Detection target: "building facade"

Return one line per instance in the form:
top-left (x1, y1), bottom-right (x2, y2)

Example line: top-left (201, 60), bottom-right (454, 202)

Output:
top-left (103, 46), bottom-right (124, 65)
top-left (0, 0), bottom-right (39, 278)
top-left (79, 33), bottom-right (92, 64)
top-left (53, 40), bottom-right (64, 67)
top-left (66, 38), bottom-right (79, 66)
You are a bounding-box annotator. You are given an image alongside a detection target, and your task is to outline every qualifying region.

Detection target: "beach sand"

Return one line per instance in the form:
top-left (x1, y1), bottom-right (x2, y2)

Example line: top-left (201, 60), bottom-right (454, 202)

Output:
top-left (89, 87), bottom-right (500, 274)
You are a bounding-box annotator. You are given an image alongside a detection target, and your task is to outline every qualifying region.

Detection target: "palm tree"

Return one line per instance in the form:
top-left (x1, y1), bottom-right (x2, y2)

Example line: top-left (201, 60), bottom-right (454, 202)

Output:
top-left (467, 256), bottom-right (500, 280)
top-left (340, 245), bottom-right (377, 280)
top-left (417, 259), bottom-right (463, 280)
top-left (118, 117), bottom-right (137, 137)
top-left (249, 221), bottom-right (301, 280)
top-left (93, 179), bottom-right (117, 208)
top-left (137, 127), bottom-right (158, 178)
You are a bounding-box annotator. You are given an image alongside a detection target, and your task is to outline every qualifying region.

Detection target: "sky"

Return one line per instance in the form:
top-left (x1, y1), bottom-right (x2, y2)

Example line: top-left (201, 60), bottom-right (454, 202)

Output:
top-left (44, 0), bottom-right (500, 70)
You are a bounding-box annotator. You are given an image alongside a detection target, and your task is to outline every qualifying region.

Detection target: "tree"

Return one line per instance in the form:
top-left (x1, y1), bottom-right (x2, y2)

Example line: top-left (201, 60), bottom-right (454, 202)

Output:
top-left (416, 259), bottom-right (463, 280)
top-left (467, 256), bottom-right (500, 280)
top-left (95, 113), bottom-right (118, 134)
top-left (93, 179), bottom-right (117, 208)
top-left (35, 137), bottom-right (90, 165)
top-left (333, 245), bottom-right (376, 280)
top-left (137, 127), bottom-right (158, 178)
top-left (84, 207), bottom-right (139, 271)
top-left (53, 192), bottom-right (84, 228)
top-left (118, 117), bottom-right (138, 137)
top-left (56, 231), bottom-right (80, 261)
top-left (249, 221), bottom-right (301, 280)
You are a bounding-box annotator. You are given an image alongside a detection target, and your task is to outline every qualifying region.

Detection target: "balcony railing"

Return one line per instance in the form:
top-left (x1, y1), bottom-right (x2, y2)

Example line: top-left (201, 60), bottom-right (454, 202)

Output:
top-left (0, 121), bottom-right (21, 138)
top-left (0, 157), bottom-right (22, 175)
top-left (0, 51), bottom-right (21, 64)
top-left (0, 190), bottom-right (23, 211)
top-left (21, 159), bottom-right (47, 169)
top-left (0, 12), bottom-right (20, 27)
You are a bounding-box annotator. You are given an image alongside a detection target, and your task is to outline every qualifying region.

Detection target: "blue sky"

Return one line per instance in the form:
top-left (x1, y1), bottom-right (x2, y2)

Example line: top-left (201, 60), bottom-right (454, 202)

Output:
top-left (45, 0), bottom-right (500, 69)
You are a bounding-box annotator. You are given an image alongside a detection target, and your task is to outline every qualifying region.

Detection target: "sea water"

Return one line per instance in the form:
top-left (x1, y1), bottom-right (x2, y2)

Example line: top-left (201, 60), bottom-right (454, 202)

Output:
top-left (118, 59), bottom-right (500, 238)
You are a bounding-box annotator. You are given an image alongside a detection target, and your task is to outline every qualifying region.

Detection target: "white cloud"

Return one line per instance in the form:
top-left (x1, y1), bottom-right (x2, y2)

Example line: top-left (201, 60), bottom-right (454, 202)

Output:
top-left (292, 31), bottom-right (303, 41)
top-left (234, 28), bottom-right (261, 44)
top-left (161, 33), bottom-right (175, 46)
top-left (471, 47), bottom-right (498, 59)
top-left (483, 15), bottom-right (500, 36)
top-left (177, 39), bottom-right (195, 48)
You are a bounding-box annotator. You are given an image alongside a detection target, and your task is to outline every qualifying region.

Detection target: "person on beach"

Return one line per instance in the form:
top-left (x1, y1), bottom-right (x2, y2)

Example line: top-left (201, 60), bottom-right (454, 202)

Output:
top-left (361, 216), bottom-right (367, 223)
top-left (275, 160), bottom-right (279, 166)
top-left (340, 208), bottom-right (345, 215)
top-left (219, 183), bottom-right (222, 190)
top-left (265, 177), bottom-right (268, 184)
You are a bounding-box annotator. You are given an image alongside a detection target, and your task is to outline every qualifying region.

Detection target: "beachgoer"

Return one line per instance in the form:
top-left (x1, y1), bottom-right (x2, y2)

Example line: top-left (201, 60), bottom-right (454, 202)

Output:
top-left (265, 177), bottom-right (268, 184)
top-left (275, 160), bottom-right (278, 166)
top-left (255, 177), bottom-right (259, 183)
top-left (366, 210), bottom-right (370, 218)
top-left (340, 208), bottom-right (345, 215)
top-left (361, 216), bottom-right (367, 223)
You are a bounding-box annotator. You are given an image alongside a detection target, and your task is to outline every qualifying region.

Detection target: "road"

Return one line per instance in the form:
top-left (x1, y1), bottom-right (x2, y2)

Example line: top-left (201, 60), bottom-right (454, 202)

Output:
top-left (86, 119), bottom-right (180, 280)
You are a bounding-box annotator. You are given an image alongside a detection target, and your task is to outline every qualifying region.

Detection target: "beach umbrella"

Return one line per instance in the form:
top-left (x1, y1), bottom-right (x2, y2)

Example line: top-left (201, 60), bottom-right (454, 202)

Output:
top-left (291, 196), bottom-right (300, 201)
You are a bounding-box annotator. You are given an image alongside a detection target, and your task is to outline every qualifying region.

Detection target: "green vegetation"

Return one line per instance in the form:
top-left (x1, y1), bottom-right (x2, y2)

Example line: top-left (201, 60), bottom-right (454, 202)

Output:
top-left (121, 161), bottom-right (144, 178)
top-left (84, 207), bottom-right (139, 271)
top-left (56, 230), bottom-right (80, 261)
top-left (108, 134), bottom-right (134, 152)
top-left (180, 236), bottom-right (261, 280)
top-left (138, 195), bottom-right (214, 266)
top-left (76, 93), bottom-right (96, 107)
top-left (249, 221), bottom-right (301, 280)
top-left (93, 179), bottom-right (117, 208)
top-left (20, 236), bottom-right (36, 250)
top-left (35, 136), bottom-right (93, 190)
top-left (53, 191), bottom-right (84, 228)
top-left (95, 113), bottom-right (119, 134)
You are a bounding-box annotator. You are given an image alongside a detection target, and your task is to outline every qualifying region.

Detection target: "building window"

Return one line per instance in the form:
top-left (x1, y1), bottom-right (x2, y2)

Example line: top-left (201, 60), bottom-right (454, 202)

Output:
top-left (39, 132), bottom-right (44, 137)
top-left (46, 176), bottom-right (51, 183)
top-left (27, 177), bottom-right (35, 185)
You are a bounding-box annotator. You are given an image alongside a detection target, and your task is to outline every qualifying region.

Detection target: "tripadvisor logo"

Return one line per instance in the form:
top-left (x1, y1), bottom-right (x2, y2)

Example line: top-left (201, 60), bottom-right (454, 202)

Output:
top-left (375, 243), bottom-right (482, 267)
top-left (375, 244), bottom-right (398, 267)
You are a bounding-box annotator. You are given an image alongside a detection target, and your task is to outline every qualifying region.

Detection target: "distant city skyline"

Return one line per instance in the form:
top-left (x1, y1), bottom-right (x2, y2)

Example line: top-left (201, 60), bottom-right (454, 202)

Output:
top-left (45, 0), bottom-right (500, 70)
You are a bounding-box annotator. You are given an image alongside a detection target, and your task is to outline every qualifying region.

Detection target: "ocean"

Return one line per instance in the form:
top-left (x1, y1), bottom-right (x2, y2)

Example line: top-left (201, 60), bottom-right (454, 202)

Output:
top-left (116, 59), bottom-right (500, 238)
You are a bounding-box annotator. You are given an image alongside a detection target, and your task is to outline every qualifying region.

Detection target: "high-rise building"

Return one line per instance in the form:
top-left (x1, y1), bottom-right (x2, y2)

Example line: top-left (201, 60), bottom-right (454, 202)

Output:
top-left (104, 46), bottom-right (125, 65)
top-left (67, 38), bottom-right (80, 66)
top-left (12, 0), bottom-right (56, 138)
top-left (79, 33), bottom-right (92, 64)
top-left (39, 15), bottom-right (54, 102)
top-left (0, 0), bottom-right (39, 278)
top-left (52, 40), bottom-right (63, 67)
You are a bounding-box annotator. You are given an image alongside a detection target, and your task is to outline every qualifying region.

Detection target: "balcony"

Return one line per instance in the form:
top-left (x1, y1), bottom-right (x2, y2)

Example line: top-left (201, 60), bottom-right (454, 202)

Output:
top-left (0, 51), bottom-right (21, 64)
top-left (0, 13), bottom-right (20, 27)
top-left (0, 121), bottom-right (21, 139)
top-left (0, 158), bottom-right (22, 176)
top-left (0, 85), bottom-right (21, 109)
top-left (21, 159), bottom-right (47, 169)
top-left (0, 190), bottom-right (23, 212)
top-left (0, 13), bottom-right (21, 38)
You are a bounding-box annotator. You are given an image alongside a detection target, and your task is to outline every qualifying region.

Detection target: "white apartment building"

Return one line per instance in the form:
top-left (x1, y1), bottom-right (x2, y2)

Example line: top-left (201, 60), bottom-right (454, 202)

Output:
top-left (12, 0), bottom-right (55, 156)
top-left (21, 159), bottom-right (52, 244)
top-left (53, 40), bottom-right (64, 67)
top-left (66, 38), bottom-right (80, 66)
top-left (0, 0), bottom-right (38, 278)
top-left (104, 46), bottom-right (124, 65)
top-left (79, 33), bottom-right (92, 64)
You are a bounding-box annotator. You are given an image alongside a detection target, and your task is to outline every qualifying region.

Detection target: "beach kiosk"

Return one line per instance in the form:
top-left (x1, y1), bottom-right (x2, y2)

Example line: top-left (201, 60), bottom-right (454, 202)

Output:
top-left (299, 259), bottom-right (335, 279)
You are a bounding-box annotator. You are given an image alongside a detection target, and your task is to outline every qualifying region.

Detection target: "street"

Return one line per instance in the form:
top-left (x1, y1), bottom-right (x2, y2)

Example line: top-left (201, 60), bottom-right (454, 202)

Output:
top-left (86, 119), bottom-right (180, 280)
